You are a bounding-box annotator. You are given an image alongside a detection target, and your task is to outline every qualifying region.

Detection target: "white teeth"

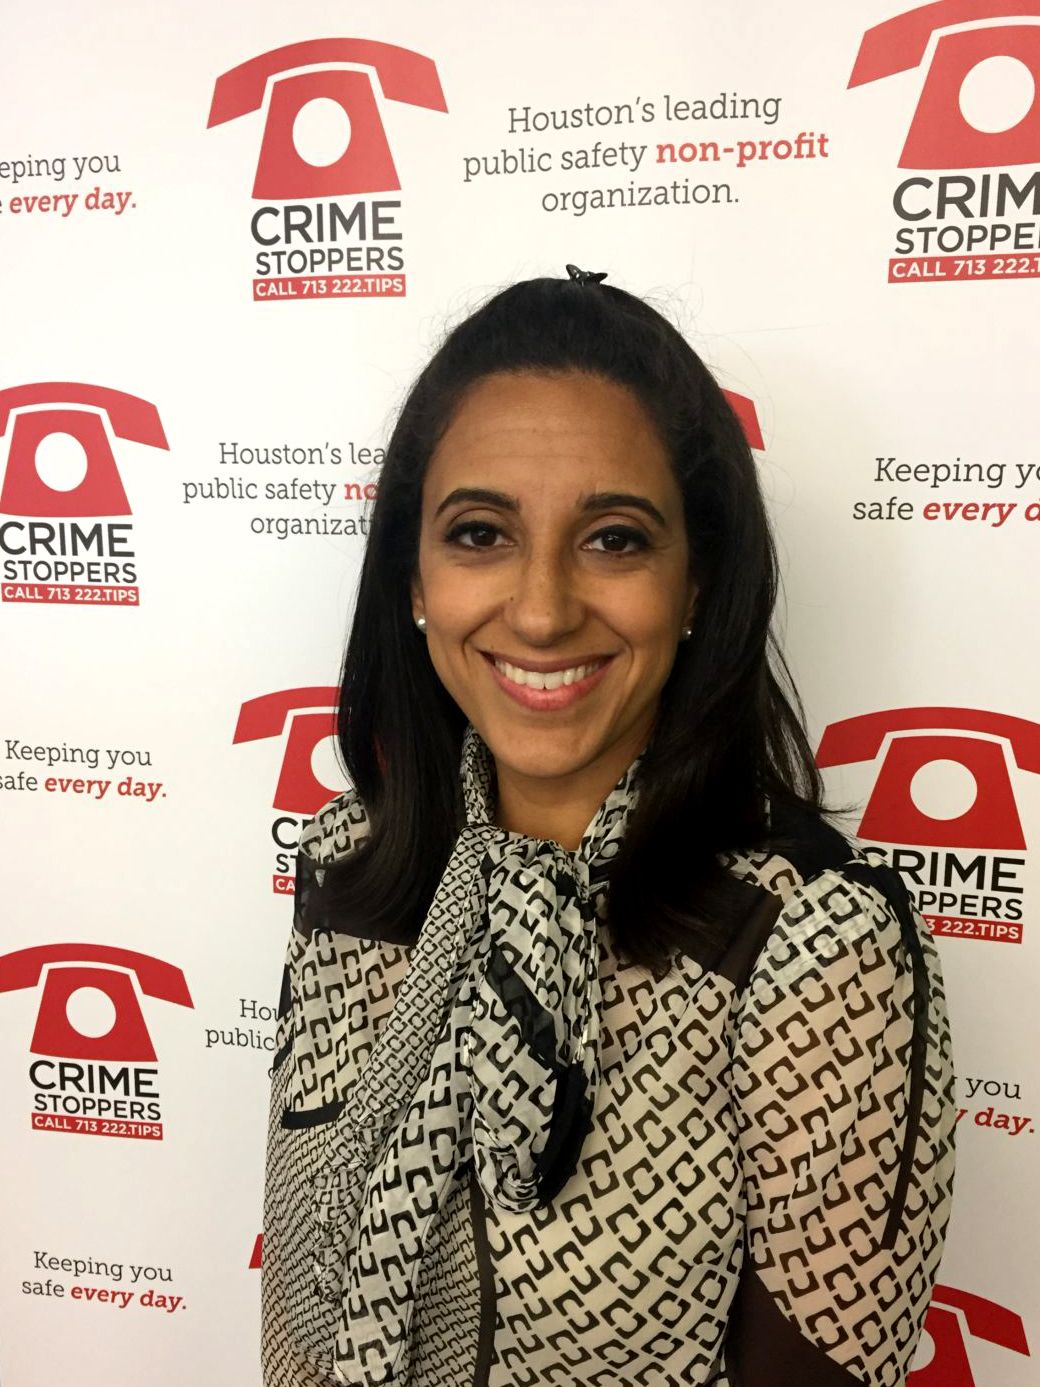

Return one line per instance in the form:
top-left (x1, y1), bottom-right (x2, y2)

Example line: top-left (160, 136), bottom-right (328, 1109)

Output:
top-left (494, 658), bottom-right (603, 690)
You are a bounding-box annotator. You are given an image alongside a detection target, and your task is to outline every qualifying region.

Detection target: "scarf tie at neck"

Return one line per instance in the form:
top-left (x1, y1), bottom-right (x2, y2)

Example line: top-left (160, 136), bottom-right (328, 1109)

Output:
top-left (306, 723), bottom-right (643, 1384)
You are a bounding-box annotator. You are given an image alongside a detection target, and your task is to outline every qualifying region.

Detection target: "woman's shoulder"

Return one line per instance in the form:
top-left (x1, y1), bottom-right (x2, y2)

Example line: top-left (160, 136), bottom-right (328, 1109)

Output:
top-left (715, 794), bottom-right (927, 991)
top-left (719, 795), bottom-right (877, 899)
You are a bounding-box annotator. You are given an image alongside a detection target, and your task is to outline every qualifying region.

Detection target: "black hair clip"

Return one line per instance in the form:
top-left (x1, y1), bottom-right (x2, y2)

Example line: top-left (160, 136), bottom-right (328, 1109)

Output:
top-left (565, 263), bottom-right (608, 285)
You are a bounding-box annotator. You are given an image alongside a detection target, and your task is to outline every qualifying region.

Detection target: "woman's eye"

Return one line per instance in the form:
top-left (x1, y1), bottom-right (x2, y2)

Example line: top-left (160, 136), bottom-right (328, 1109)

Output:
top-left (443, 522), bottom-right (648, 554)
top-left (445, 520), bottom-right (503, 549)
top-left (585, 526), bottom-right (649, 555)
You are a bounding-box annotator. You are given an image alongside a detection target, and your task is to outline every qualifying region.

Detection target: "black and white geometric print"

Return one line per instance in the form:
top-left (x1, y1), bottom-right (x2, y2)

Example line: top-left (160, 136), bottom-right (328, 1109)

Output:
top-left (261, 735), bottom-right (956, 1387)
top-left (715, 857), bottom-right (956, 1386)
top-left (264, 723), bottom-right (646, 1386)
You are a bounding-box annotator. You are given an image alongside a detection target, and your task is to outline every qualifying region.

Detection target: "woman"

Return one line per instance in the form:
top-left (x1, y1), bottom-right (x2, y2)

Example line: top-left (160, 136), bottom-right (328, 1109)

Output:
top-left (261, 266), bottom-right (956, 1387)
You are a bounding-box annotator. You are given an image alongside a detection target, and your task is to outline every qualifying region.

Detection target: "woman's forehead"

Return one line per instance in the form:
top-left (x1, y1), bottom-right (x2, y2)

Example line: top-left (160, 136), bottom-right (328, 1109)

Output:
top-left (431, 371), bottom-right (666, 468)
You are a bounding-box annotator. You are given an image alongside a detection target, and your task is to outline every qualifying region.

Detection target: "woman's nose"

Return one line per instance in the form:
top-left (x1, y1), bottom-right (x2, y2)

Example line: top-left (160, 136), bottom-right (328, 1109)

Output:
top-left (503, 548), bottom-right (585, 645)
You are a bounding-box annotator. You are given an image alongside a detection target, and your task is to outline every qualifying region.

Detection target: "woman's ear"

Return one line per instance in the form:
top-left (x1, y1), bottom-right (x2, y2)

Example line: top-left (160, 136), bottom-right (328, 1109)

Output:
top-left (684, 581), bottom-right (699, 630)
top-left (410, 574), bottom-right (425, 625)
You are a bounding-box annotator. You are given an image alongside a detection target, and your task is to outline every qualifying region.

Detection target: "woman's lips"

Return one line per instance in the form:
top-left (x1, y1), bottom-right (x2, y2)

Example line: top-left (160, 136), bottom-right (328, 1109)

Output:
top-left (481, 652), bottom-right (615, 712)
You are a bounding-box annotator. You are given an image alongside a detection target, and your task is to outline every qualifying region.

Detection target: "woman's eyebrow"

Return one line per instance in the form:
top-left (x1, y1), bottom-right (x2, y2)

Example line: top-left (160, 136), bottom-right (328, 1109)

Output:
top-left (433, 487), bottom-right (667, 527)
top-left (581, 491), bottom-right (667, 527)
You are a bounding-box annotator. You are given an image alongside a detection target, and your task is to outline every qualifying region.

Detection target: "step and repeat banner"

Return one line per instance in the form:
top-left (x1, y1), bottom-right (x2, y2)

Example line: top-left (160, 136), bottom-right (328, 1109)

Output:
top-left (1, 2), bottom-right (1036, 1383)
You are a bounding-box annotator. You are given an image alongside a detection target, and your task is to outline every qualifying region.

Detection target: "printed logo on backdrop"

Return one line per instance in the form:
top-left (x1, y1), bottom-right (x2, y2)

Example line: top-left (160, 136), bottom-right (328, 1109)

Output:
top-left (207, 39), bottom-right (448, 301)
top-left (0, 384), bottom-right (169, 606)
top-left (817, 705), bottom-right (1037, 942)
top-left (0, 943), bottom-right (193, 1140)
top-left (722, 391), bottom-right (764, 450)
top-left (849, 1), bottom-right (1040, 282)
top-left (909, 1285), bottom-right (1030, 1384)
top-left (233, 687), bottom-right (346, 892)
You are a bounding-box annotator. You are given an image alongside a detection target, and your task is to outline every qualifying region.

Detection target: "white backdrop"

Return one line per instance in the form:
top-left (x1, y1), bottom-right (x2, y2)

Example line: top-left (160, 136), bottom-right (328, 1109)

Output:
top-left (1, 2), bottom-right (1036, 1382)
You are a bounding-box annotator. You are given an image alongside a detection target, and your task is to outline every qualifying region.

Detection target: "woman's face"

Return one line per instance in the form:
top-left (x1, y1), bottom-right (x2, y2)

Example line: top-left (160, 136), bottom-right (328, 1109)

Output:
top-left (411, 369), bottom-right (697, 790)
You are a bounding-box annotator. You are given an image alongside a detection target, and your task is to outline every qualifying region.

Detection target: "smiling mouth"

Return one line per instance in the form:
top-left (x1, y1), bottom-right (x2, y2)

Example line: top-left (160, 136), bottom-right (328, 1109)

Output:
top-left (481, 652), bottom-right (611, 691)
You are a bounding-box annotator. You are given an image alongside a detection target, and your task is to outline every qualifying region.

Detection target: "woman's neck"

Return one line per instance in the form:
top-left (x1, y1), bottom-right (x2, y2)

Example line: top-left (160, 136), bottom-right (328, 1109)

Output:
top-left (490, 733), bottom-right (645, 849)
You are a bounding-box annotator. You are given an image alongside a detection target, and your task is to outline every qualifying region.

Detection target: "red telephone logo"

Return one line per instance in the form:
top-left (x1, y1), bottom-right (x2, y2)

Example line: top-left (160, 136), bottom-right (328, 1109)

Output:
top-left (849, 1), bottom-right (1040, 168)
top-left (0, 383), bottom-right (169, 518)
top-left (234, 687), bottom-right (342, 815)
top-left (911, 1285), bottom-right (1030, 1384)
top-left (816, 706), bottom-right (1040, 847)
top-left (721, 390), bottom-right (765, 450)
top-left (0, 944), bottom-right (193, 1062)
top-left (207, 39), bottom-right (448, 199)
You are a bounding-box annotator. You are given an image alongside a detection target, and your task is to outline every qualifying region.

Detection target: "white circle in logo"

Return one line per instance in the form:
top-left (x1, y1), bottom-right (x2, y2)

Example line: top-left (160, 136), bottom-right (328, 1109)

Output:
top-left (909, 758), bottom-right (978, 820)
top-left (310, 733), bottom-right (345, 800)
top-left (293, 98), bottom-right (352, 167)
top-left (65, 986), bottom-right (117, 1039)
top-left (960, 55), bottom-right (1036, 134)
top-left (34, 429), bottom-right (89, 492)
top-left (909, 1325), bottom-right (936, 1372)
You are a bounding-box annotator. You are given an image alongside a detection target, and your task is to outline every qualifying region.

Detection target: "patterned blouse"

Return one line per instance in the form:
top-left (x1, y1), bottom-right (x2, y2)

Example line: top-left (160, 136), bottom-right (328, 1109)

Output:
top-left (261, 791), bottom-right (957, 1387)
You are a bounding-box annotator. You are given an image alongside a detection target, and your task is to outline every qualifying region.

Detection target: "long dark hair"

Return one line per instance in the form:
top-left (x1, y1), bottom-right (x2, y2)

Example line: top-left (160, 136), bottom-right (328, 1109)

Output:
top-left (326, 273), bottom-right (851, 978)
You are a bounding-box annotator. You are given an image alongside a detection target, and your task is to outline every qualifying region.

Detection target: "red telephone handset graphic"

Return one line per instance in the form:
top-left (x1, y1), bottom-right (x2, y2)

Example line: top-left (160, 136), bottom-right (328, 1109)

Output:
top-left (0, 943), bottom-right (193, 1062)
top-left (234, 686), bottom-right (342, 815)
top-left (207, 39), bottom-right (448, 199)
top-left (911, 1285), bottom-right (1030, 1384)
top-left (849, 1), bottom-right (1040, 168)
top-left (0, 382), bottom-right (169, 518)
top-left (816, 705), bottom-right (1040, 847)
top-left (720, 389), bottom-right (765, 450)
